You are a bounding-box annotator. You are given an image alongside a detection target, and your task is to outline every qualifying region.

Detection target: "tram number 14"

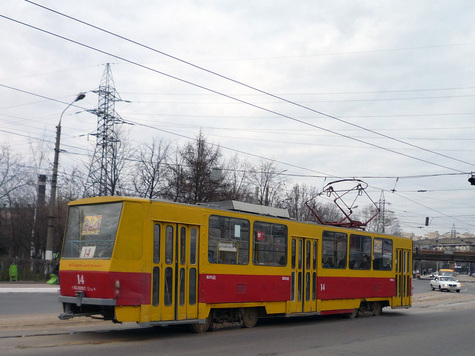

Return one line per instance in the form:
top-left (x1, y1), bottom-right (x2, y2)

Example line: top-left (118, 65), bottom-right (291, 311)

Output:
top-left (77, 274), bottom-right (85, 285)
top-left (320, 283), bottom-right (326, 291)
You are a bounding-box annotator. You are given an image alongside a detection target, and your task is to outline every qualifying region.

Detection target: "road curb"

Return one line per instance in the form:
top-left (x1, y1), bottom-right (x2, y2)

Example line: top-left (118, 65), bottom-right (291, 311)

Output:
top-left (0, 282), bottom-right (59, 293)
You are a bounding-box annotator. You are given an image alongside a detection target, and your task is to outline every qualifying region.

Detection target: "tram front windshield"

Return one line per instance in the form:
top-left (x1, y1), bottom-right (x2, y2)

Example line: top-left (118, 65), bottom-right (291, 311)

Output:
top-left (62, 202), bottom-right (123, 259)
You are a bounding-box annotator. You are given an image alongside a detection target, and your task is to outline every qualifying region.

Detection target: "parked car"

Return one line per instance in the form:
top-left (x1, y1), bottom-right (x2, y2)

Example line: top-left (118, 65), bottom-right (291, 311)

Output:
top-left (430, 276), bottom-right (461, 292)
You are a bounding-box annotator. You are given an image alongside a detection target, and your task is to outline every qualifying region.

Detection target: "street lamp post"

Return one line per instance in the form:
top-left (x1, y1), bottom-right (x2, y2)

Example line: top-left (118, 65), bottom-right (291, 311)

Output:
top-left (45, 93), bottom-right (86, 261)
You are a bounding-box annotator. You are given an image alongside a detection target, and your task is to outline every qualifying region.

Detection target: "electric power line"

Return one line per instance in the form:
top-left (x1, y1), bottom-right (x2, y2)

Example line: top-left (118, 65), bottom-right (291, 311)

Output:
top-left (17, 2), bottom-right (475, 170)
top-left (0, 13), bottom-right (471, 175)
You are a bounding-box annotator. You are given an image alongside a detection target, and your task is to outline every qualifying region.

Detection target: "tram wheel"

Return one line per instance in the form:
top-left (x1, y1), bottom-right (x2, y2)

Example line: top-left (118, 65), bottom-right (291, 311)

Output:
top-left (348, 309), bottom-right (358, 319)
top-left (372, 303), bottom-right (382, 316)
top-left (190, 314), bottom-right (212, 333)
top-left (242, 308), bottom-right (259, 328)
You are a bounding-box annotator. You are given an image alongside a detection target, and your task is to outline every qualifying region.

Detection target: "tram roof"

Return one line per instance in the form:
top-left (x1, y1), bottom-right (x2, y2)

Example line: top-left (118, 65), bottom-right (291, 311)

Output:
top-left (204, 200), bottom-right (290, 219)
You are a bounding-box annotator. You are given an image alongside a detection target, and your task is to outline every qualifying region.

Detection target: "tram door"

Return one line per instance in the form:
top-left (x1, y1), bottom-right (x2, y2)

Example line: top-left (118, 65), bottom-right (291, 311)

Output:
top-left (289, 237), bottom-right (318, 314)
top-left (151, 222), bottom-right (199, 322)
top-left (395, 248), bottom-right (411, 307)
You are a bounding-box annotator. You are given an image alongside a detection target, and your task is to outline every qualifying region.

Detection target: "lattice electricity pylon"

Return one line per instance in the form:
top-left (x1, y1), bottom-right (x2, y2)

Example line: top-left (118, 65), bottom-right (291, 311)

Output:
top-left (84, 63), bottom-right (125, 197)
top-left (305, 179), bottom-right (380, 229)
top-left (375, 190), bottom-right (386, 233)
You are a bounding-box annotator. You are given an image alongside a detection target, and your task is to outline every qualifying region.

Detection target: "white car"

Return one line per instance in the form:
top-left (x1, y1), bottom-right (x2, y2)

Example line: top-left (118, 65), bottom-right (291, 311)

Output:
top-left (430, 276), bottom-right (461, 293)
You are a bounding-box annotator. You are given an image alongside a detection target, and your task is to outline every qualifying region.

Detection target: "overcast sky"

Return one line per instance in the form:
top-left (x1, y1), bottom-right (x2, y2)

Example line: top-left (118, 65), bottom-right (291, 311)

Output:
top-left (1, 0), bottom-right (475, 236)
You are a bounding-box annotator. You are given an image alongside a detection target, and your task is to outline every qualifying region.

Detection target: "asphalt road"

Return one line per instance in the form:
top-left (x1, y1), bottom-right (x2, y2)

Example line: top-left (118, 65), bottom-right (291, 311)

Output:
top-left (414, 274), bottom-right (475, 294)
top-left (0, 276), bottom-right (474, 356)
top-left (1, 276), bottom-right (473, 317)
top-left (0, 292), bottom-right (61, 316)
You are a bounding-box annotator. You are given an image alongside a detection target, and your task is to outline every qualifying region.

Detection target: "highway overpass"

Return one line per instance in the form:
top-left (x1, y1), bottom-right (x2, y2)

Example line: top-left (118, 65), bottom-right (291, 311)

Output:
top-left (413, 249), bottom-right (475, 263)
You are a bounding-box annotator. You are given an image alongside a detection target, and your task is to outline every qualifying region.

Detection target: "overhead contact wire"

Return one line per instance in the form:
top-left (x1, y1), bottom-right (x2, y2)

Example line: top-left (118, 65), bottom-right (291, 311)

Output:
top-left (23, 0), bottom-right (475, 169)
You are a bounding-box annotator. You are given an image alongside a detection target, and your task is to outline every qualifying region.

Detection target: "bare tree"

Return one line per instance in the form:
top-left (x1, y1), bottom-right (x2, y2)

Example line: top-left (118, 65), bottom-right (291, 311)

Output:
top-left (133, 139), bottom-right (170, 199)
top-left (220, 155), bottom-right (253, 202)
top-left (0, 145), bottom-right (33, 201)
top-left (0, 145), bottom-right (37, 257)
top-left (281, 182), bottom-right (346, 224)
top-left (362, 204), bottom-right (402, 236)
top-left (247, 160), bottom-right (286, 206)
top-left (163, 147), bottom-right (187, 202)
top-left (281, 183), bottom-right (318, 221)
top-left (58, 166), bottom-right (88, 202)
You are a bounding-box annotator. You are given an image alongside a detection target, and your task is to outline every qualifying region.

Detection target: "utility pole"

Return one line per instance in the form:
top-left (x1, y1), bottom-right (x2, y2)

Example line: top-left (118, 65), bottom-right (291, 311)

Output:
top-left (45, 93), bottom-right (86, 261)
top-left (84, 63), bottom-right (125, 197)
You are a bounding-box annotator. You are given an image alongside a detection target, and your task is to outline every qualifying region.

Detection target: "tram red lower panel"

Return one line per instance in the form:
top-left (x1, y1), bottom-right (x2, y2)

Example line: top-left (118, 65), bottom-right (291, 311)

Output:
top-left (59, 270), bottom-right (151, 305)
top-left (199, 274), bottom-right (290, 304)
top-left (317, 276), bottom-right (395, 300)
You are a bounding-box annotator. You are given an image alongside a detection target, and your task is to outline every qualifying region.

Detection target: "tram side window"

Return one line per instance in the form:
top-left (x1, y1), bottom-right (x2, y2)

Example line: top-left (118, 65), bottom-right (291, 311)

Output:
top-left (373, 238), bottom-right (393, 271)
top-left (349, 234), bottom-right (371, 270)
top-left (253, 221), bottom-right (288, 266)
top-left (208, 215), bottom-right (249, 265)
top-left (322, 231), bottom-right (347, 269)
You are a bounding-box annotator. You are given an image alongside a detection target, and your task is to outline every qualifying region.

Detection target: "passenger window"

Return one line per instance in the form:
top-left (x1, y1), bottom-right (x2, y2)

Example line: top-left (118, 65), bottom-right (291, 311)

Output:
top-left (306, 240), bottom-right (311, 270)
top-left (152, 267), bottom-right (159, 306)
top-left (179, 268), bottom-right (185, 306)
top-left (189, 268), bottom-right (197, 305)
top-left (153, 224), bottom-right (160, 264)
top-left (253, 221), bottom-right (288, 266)
top-left (164, 267), bottom-right (173, 306)
top-left (180, 227), bottom-right (186, 264)
top-left (322, 231), bottom-right (347, 269)
top-left (349, 234), bottom-right (371, 270)
top-left (291, 239), bottom-right (296, 268)
top-left (373, 238), bottom-right (393, 270)
top-left (291, 272), bottom-right (295, 301)
top-left (298, 240), bottom-right (302, 269)
top-left (208, 215), bottom-right (249, 265)
top-left (313, 241), bottom-right (317, 270)
top-left (165, 225), bottom-right (173, 264)
top-left (190, 228), bottom-right (197, 265)
top-left (312, 272), bottom-right (316, 300)
top-left (305, 272), bottom-right (310, 301)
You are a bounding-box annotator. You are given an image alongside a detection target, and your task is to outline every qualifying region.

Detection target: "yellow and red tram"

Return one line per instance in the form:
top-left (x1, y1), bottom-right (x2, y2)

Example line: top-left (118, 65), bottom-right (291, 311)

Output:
top-left (58, 196), bottom-right (412, 331)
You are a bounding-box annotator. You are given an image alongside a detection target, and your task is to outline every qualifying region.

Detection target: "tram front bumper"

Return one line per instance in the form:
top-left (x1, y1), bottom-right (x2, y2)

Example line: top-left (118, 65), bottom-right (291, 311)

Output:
top-left (59, 291), bottom-right (117, 307)
top-left (58, 292), bottom-right (116, 320)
